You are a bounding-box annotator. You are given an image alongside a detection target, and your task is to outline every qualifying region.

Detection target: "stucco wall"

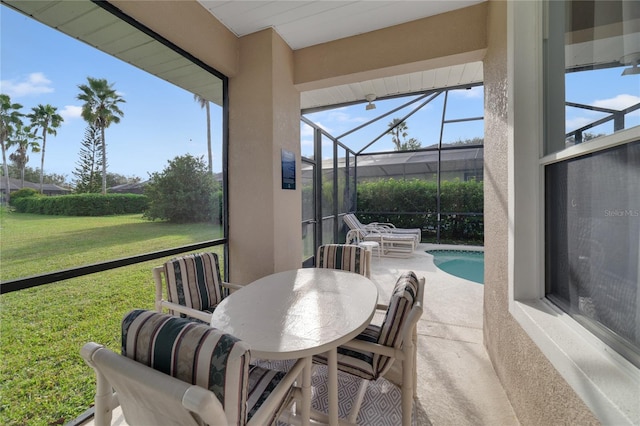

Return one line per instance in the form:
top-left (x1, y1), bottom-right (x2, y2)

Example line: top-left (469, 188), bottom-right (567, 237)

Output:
top-left (482, 2), bottom-right (599, 424)
top-left (228, 28), bottom-right (302, 284)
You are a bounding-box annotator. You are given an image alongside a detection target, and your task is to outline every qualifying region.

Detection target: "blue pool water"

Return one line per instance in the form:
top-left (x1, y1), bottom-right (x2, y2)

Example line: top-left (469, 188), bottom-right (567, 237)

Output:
top-left (427, 249), bottom-right (484, 284)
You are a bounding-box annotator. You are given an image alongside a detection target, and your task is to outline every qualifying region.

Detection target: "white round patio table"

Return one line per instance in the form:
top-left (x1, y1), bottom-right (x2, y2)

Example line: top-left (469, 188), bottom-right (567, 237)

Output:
top-left (211, 268), bottom-right (378, 426)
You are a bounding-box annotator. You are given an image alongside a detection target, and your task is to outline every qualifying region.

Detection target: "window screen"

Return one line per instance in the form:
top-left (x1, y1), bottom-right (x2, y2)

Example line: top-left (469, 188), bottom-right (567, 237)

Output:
top-left (545, 140), bottom-right (640, 367)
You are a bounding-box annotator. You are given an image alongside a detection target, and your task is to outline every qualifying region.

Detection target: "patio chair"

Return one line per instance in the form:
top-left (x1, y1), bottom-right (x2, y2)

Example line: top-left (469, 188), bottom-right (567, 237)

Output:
top-left (81, 309), bottom-right (307, 426)
top-left (316, 243), bottom-right (371, 278)
top-left (343, 213), bottom-right (422, 244)
top-left (313, 271), bottom-right (425, 426)
top-left (153, 252), bottom-right (242, 323)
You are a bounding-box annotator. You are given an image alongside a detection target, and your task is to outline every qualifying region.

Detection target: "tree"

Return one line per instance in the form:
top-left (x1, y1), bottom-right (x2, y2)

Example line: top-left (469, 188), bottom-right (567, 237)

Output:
top-left (8, 122), bottom-right (40, 187)
top-left (27, 104), bottom-right (64, 193)
top-left (144, 154), bottom-right (217, 223)
top-left (194, 93), bottom-right (213, 174)
top-left (73, 124), bottom-right (103, 193)
top-left (1, 94), bottom-right (24, 204)
top-left (5, 164), bottom-right (68, 186)
top-left (106, 172), bottom-right (141, 188)
top-left (387, 118), bottom-right (421, 151)
top-left (77, 77), bottom-right (125, 194)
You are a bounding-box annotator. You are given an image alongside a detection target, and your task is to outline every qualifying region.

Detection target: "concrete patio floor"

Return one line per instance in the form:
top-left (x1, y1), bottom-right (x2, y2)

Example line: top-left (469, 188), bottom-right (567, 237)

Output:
top-left (82, 244), bottom-right (519, 426)
top-left (372, 244), bottom-right (518, 425)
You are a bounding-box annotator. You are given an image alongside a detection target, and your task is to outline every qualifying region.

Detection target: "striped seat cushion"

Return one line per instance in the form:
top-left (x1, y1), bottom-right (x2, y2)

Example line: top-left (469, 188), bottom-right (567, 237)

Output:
top-left (163, 252), bottom-right (226, 317)
top-left (247, 365), bottom-right (292, 424)
top-left (121, 310), bottom-right (291, 425)
top-left (375, 271), bottom-right (419, 374)
top-left (313, 271), bottom-right (420, 380)
top-left (122, 310), bottom-right (251, 424)
top-left (312, 324), bottom-right (381, 380)
top-left (316, 244), bottom-right (367, 276)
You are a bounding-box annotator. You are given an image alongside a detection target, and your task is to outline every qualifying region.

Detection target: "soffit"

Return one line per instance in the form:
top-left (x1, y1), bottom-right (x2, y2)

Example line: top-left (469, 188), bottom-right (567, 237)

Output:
top-left (198, 1), bottom-right (486, 109)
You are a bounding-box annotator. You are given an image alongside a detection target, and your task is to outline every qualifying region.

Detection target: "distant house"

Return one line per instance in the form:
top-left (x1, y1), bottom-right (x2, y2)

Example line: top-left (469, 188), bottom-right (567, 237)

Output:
top-left (0, 177), bottom-right (71, 197)
top-left (108, 181), bottom-right (148, 194)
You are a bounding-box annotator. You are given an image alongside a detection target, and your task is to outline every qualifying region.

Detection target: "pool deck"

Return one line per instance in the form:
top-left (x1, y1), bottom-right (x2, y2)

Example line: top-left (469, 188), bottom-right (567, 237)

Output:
top-left (370, 243), bottom-right (519, 425)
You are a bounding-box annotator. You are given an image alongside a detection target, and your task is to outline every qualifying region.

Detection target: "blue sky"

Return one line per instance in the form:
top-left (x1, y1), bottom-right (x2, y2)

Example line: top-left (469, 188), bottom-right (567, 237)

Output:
top-left (2, 5), bottom-right (639, 183)
top-left (1, 5), bottom-right (221, 181)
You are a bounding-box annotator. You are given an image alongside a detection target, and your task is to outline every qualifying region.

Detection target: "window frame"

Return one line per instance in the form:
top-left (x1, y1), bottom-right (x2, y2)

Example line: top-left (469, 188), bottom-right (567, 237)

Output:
top-left (508, 1), bottom-right (640, 424)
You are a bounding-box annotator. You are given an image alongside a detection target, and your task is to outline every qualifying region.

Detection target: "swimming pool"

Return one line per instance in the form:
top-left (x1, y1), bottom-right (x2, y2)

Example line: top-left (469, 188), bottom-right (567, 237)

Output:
top-left (427, 249), bottom-right (484, 284)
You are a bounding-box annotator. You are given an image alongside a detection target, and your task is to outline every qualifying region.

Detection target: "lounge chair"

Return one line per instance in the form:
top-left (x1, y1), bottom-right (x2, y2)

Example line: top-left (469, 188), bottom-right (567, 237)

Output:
top-left (343, 213), bottom-right (422, 243)
top-left (343, 214), bottom-right (418, 258)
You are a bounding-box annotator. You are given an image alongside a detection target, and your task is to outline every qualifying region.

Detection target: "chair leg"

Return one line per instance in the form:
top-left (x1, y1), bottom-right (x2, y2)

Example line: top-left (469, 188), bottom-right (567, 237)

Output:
top-left (347, 380), bottom-right (369, 424)
top-left (94, 370), bottom-right (114, 426)
top-left (401, 360), bottom-right (413, 426)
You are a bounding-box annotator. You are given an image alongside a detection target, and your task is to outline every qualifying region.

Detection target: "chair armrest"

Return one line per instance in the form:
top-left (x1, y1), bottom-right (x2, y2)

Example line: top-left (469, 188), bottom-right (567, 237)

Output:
top-left (247, 357), bottom-right (309, 426)
top-left (340, 339), bottom-right (404, 360)
top-left (221, 281), bottom-right (243, 292)
top-left (159, 300), bottom-right (213, 323)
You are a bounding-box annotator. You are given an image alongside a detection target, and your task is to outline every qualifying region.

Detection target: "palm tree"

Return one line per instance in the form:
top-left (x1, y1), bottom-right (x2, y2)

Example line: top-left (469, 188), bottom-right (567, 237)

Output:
top-left (194, 94), bottom-right (213, 173)
top-left (1, 94), bottom-right (24, 204)
top-left (9, 122), bottom-right (40, 187)
top-left (77, 77), bottom-right (125, 194)
top-left (28, 104), bottom-right (64, 193)
top-left (387, 118), bottom-right (421, 151)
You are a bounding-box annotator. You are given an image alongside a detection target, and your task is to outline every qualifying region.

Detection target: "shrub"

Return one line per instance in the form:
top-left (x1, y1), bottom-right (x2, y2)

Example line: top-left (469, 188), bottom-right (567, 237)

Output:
top-left (143, 154), bottom-right (218, 223)
top-left (356, 178), bottom-right (484, 243)
top-left (12, 193), bottom-right (148, 216)
top-left (8, 187), bottom-right (41, 206)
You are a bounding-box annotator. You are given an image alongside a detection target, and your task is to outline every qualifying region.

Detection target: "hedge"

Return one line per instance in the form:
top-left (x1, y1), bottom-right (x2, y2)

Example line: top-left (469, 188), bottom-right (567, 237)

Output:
top-left (12, 193), bottom-right (148, 216)
top-left (356, 178), bottom-right (484, 243)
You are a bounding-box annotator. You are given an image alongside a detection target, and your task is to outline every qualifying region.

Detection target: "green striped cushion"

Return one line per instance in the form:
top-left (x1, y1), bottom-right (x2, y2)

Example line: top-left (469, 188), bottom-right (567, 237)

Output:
top-left (375, 271), bottom-right (419, 374)
top-left (122, 310), bottom-right (251, 425)
top-left (312, 324), bottom-right (380, 380)
top-left (121, 310), bottom-right (293, 425)
top-left (317, 244), bottom-right (367, 276)
top-left (247, 365), bottom-right (292, 423)
top-left (163, 252), bottom-right (226, 317)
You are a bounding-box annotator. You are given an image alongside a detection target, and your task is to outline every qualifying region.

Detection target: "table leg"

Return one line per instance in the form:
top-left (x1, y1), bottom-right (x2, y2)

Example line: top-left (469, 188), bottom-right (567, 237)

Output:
top-left (328, 348), bottom-right (339, 426)
top-left (301, 357), bottom-right (311, 426)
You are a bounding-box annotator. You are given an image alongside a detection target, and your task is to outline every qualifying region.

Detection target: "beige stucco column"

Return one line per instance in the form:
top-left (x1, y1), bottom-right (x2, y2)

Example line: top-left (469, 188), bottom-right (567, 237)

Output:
top-left (482, 2), bottom-right (598, 424)
top-left (228, 29), bottom-right (302, 284)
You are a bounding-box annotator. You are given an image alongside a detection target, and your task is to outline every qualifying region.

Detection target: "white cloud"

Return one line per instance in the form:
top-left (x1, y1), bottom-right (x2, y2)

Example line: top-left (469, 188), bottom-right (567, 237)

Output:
top-left (453, 86), bottom-right (483, 98)
top-left (60, 105), bottom-right (83, 121)
top-left (593, 94), bottom-right (640, 111)
top-left (0, 72), bottom-right (54, 97)
top-left (565, 116), bottom-right (593, 131)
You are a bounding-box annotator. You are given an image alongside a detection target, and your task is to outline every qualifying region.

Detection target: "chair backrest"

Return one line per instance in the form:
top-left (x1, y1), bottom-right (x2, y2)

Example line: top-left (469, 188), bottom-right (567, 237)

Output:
top-left (162, 252), bottom-right (227, 313)
top-left (120, 309), bottom-right (252, 425)
top-left (374, 271), bottom-right (424, 376)
top-left (316, 243), bottom-right (370, 277)
top-left (342, 213), bottom-right (366, 232)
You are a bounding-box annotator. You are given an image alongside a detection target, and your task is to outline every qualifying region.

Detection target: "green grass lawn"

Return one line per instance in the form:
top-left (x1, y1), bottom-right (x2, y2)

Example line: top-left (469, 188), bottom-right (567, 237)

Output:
top-left (0, 210), bottom-right (224, 425)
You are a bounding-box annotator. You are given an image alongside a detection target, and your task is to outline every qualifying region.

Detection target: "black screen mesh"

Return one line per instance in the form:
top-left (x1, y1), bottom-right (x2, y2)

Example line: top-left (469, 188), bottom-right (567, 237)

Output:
top-left (545, 140), bottom-right (640, 366)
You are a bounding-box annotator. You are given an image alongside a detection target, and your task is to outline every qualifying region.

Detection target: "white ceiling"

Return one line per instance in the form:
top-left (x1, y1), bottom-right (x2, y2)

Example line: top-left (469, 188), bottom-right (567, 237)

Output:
top-left (198, 1), bottom-right (485, 50)
top-left (198, 1), bottom-right (486, 110)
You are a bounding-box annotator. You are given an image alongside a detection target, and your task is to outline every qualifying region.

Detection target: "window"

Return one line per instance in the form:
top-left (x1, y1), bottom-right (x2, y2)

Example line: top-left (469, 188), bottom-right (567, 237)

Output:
top-left (543, 0), bottom-right (640, 368)
top-left (545, 142), bottom-right (640, 367)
